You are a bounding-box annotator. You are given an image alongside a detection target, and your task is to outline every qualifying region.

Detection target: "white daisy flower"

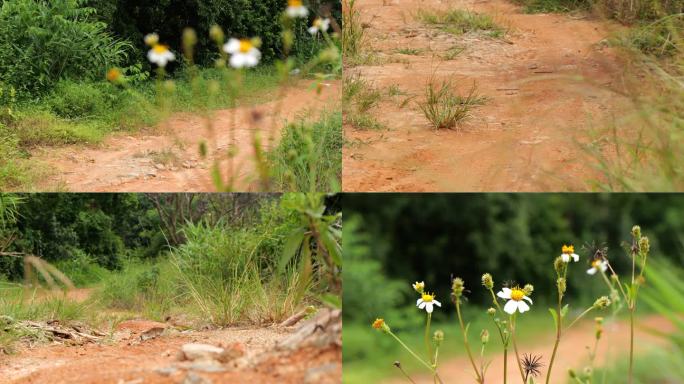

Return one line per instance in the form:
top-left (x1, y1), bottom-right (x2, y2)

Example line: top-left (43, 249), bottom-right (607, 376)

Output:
top-left (587, 259), bottom-right (608, 275)
top-left (308, 18), bottom-right (331, 35)
top-left (223, 38), bottom-right (262, 69)
top-left (497, 287), bottom-right (533, 315)
top-left (416, 292), bottom-right (441, 314)
top-left (560, 244), bottom-right (579, 263)
top-left (147, 44), bottom-right (175, 68)
top-left (286, 0), bottom-right (309, 18)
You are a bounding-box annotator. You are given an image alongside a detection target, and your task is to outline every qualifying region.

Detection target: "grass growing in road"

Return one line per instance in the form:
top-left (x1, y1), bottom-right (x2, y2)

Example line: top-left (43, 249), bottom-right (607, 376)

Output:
top-left (419, 80), bottom-right (485, 130)
top-left (343, 75), bottom-right (385, 130)
top-left (418, 9), bottom-right (505, 38)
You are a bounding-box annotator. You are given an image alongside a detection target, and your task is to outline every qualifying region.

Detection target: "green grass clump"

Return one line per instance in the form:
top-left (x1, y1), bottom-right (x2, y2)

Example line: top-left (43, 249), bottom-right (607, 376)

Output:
top-left (394, 48), bottom-right (423, 55)
top-left (419, 81), bottom-right (485, 129)
top-left (343, 0), bottom-right (367, 67)
top-left (269, 111), bottom-right (342, 192)
top-left (418, 9), bottom-right (505, 38)
top-left (343, 75), bottom-right (385, 130)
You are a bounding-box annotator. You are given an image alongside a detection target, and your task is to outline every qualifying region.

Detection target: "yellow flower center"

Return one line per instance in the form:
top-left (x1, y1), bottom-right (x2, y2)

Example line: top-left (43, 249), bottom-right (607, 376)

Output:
top-left (510, 287), bottom-right (525, 302)
top-left (152, 44), bottom-right (169, 54)
top-left (372, 318), bottom-right (385, 329)
top-left (313, 18), bottom-right (323, 27)
top-left (421, 293), bottom-right (435, 302)
top-left (562, 244), bottom-right (575, 254)
top-left (106, 68), bottom-right (121, 82)
top-left (239, 40), bottom-right (253, 53)
top-left (592, 259), bottom-right (602, 268)
top-left (289, 0), bottom-right (303, 6)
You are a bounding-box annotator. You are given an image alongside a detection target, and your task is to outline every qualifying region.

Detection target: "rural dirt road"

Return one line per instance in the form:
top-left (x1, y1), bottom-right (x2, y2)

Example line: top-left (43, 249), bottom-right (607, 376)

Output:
top-left (0, 312), bottom-right (341, 384)
top-left (31, 80), bottom-right (339, 192)
top-left (382, 315), bottom-right (673, 383)
top-left (343, 0), bottom-right (630, 192)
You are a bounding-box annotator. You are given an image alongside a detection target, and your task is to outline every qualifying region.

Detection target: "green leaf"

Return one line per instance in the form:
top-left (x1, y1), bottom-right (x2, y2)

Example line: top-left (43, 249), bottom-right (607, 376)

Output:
top-left (319, 293), bottom-right (341, 309)
top-left (560, 304), bottom-right (569, 319)
top-left (320, 228), bottom-right (342, 267)
top-left (278, 227), bottom-right (306, 273)
top-left (549, 308), bottom-right (559, 332)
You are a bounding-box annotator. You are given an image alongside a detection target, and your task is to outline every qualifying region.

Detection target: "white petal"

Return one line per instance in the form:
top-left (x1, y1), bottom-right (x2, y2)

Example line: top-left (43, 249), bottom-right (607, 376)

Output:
top-left (322, 19), bottom-right (331, 31)
top-left (230, 54), bottom-right (248, 68)
top-left (417, 298), bottom-right (423, 306)
top-left (497, 288), bottom-right (511, 299)
top-left (523, 295), bottom-right (533, 304)
top-left (224, 39), bottom-right (240, 54)
top-left (425, 303), bottom-right (434, 313)
top-left (572, 253), bottom-right (579, 262)
top-left (587, 268), bottom-right (597, 275)
top-left (518, 301), bottom-right (530, 313)
top-left (419, 302), bottom-right (426, 309)
top-left (308, 27), bottom-right (318, 35)
top-left (561, 254), bottom-right (570, 262)
top-left (433, 300), bottom-right (441, 307)
top-left (503, 300), bottom-right (517, 314)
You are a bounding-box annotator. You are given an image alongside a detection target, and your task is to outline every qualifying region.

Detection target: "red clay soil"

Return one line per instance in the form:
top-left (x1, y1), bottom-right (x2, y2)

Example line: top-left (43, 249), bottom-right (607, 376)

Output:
top-left (343, 0), bottom-right (630, 192)
top-left (0, 320), bottom-right (341, 384)
top-left (30, 80), bottom-right (339, 192)
top-left (383, 315), bottom-right (674, 383)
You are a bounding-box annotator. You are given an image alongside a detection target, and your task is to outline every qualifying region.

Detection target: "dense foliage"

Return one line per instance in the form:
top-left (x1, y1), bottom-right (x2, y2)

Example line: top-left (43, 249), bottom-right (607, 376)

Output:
top-left (0, 0), bottom-right (131, 95)
top-left (343, 193), bottom-right (684, 319)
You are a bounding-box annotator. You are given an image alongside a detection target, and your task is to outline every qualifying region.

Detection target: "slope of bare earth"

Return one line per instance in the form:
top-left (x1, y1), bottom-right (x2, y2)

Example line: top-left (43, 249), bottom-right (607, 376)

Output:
top-left (0, 310), bottom-right (342, 384)
top-left (29, 80), bottom-right (339, 192)
top-left (343, 0), bottom-right (630, 192)
top-left (383, 315), bottom-right (673, 383)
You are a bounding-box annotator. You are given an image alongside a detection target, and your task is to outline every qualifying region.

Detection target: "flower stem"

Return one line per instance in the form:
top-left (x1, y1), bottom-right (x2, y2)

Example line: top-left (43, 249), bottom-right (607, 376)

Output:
top-left (546, 290), bottom-right (563, 384)
top-left (425, 312), bottom-right (433, 365)
top-left (456, 298), bottom-right (483, 383)
top-left (628, 305), bottom-right (634, 384)
top-left (510, 314), bottom-right (526, 383)
top-left (503, 347), bottom-right (508, 384)
top-left (564, 306), bottom-right (595, 331)
top-left (387, 330), bottom-right (434, 372)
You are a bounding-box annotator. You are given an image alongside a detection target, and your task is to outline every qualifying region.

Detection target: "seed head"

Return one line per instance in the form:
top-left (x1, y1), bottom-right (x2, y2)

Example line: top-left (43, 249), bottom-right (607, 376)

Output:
top-left (593, 296), bottom-right (611, 309)
top-left (639, 236), bottom-right (650, 255)
top-left (482, 273), bottom-right (494, 290)
top-left (452, 277), bottom-right (465, 298)
top-left (480, 329), bottom-right (489, 345)
top-left (434, 329), bottom-right (444, 345)
top-left (523, 284), bottom-right (534, 296)
top-left (631, 225), bottom-right (641, 239)
top-left (554, 256), bottom-right (567, 276)
top-left (487, 307), bottom-right (496, 316)
top-left (557, 277), bottom-right (567, 294)
top-left (372, 318), bottom-right (390, 333)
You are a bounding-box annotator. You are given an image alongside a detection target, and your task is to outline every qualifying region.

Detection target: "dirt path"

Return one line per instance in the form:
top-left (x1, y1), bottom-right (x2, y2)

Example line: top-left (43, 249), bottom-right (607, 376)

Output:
top-left (343, 0), bottom-right (629, 192)
top-left (383, 315), bottom-right (674, 383)
top-left (31, 80), bottom-right (339, 192)
top-left (0, 315), bottom-right (341, 384)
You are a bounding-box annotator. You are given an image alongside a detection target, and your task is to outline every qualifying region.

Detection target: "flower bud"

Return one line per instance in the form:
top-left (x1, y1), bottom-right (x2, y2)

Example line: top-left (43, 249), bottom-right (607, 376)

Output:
top-left (183, 28), bottom-right (197, 47)
top-left (523, 284), bottom-right (534, 296)
top-left (487, 307), bottom-right (496, 316)
top-left (631, 225), bottom-right (641, 239)
top-left (482, 273), bottom-right (494, 290)
top-left (639, 236), bottom-right (650, 255)
top-left (372, 318), bottom-right (391, 333)
top-left (209, 25), bottom-right (225, 43)
top-left (480, 329), bottom-right (489, 345)
top-left (554, 256), bottom-right (567, 276)
top-left (557, 277), bottom-right (567, 294)
top-left (452, 277), bottom-right (465, 298)
top-left (434, 329), bottom-right (444, 345)
top-left (412, 281), bottom-right (425, 294)
top-left (593, 296), bottom-right (611, 309)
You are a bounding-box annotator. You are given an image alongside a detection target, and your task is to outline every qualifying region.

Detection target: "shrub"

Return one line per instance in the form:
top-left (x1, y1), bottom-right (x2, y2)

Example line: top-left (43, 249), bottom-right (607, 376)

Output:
top-left (47, 81), bottom-right (112, 119)
top-left (0, 0), bottom-right (132, 95)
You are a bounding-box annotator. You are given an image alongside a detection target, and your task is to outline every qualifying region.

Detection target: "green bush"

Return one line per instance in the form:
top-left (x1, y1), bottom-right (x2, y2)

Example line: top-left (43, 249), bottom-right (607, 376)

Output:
top-left (269, 111), bottom-right (342, 192)
top-left (0, 0), bottom-right (131, 95)
top-left (47, 81), bottom-right (112, 119)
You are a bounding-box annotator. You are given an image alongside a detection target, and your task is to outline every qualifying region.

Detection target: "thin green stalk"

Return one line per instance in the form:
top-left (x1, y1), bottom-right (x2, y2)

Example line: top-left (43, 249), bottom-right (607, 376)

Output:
top-left (387, 330), bottom-right (434, 371)
top-left (564, 307), bottom-right (595, 331)
top-left (456, 298), bottom-right (483, 383)
top-left (546, 290), bottom-right (563, 384)
top-left (510, 314), bottom-right (526, 383)
top-left (425, 312), bottom-right (433, 364)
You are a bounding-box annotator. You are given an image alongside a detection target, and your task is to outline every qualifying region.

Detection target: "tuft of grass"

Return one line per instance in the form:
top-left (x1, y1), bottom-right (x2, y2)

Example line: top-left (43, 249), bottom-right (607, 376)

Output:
top-left (268, 111), bottom-right (342, 192)
top-left (344, 75), bottom-right (385, 130)
top-left (419, 81), bottom-right (485, 130)
top-left (394, 48), bottom-right (423, 55)
top-left (387, 85), bottom-right (407, 97)
top-left (443, 45), bottom-right (466, 60)
top-left (418, 9), bottom-right (505, 38)
top-left (343, 0), bottom-right (367, 67)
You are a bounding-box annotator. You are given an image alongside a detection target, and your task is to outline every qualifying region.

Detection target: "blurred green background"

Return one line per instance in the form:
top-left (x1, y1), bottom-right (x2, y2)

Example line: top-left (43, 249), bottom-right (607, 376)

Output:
top-left (342, 193), bottom-right (684, 383)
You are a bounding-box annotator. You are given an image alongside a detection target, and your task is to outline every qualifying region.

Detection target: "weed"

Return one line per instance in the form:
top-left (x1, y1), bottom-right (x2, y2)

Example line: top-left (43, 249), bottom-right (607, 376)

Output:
top-left (419, 81), bottom-right (484, 130)
top-left (387, 85), bottom-right (407, 97)
top-left (344, 75), bottom-right (385, 130)
top-left (443, 45), bottom-right (466, 60)
top-left (394, 48), bottom-right (423, 55)
top-left (343, 0), bottom-right (367, 66)
top-left (418, 9), bottom-right (505, 38)
top-left (269, 111), bottom-right (343, 192)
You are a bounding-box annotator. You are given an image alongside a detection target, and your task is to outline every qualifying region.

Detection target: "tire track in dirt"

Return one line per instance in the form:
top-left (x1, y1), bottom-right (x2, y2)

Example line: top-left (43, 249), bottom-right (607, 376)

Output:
top-left (382, 315), bottom-right (674, 383)
top-left (30, 80), bottom-right (339, 192)
top-left (343, 0), bottom-right (629, 192)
